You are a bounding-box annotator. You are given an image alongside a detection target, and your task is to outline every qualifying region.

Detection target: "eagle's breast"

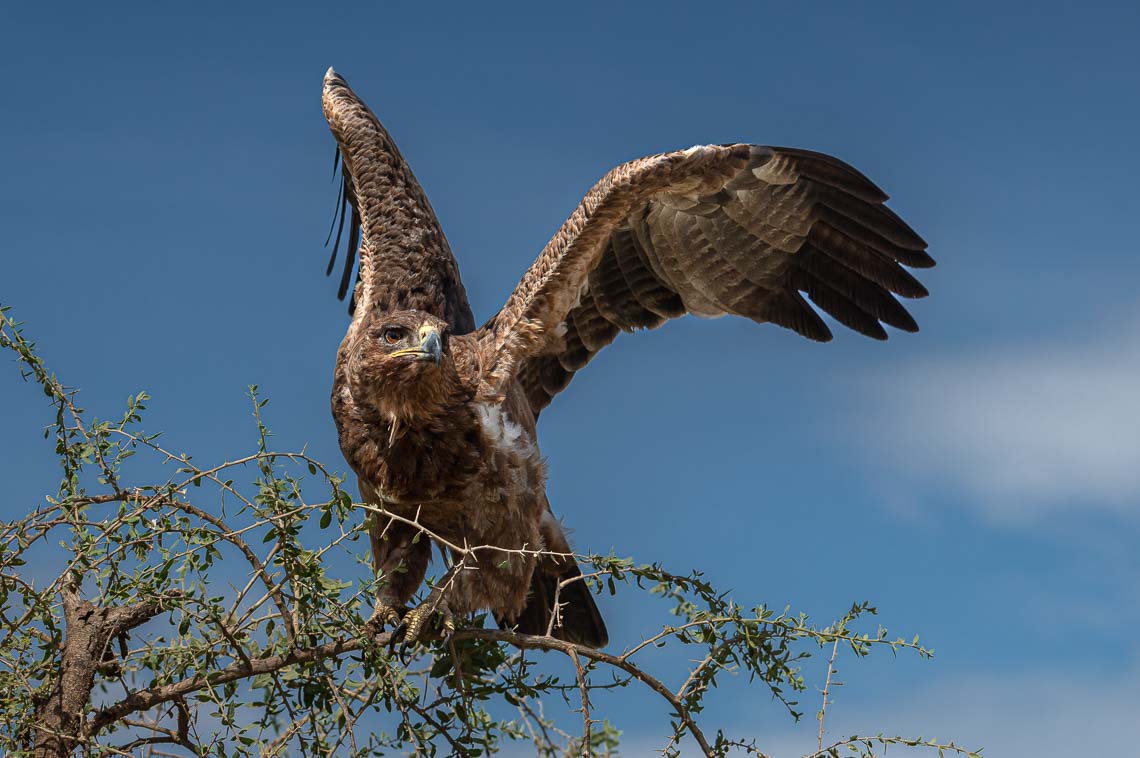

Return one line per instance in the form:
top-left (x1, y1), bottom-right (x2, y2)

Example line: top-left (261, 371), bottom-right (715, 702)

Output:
top-left (462, 401), bottom-right (547, 536)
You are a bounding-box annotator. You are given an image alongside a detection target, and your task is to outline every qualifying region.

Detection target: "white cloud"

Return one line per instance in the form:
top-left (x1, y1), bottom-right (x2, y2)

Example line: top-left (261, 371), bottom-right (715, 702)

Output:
top-left (550, 663), bottom-right (1140, 757)
top-left (848, 320), bottom-right (1140, 521)
top-left (754, 664), bottom-right (1140, 758)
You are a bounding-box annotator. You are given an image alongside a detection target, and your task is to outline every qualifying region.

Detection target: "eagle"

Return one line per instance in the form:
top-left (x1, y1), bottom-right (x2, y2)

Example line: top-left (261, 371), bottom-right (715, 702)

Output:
top-left (321, 68), bottom-right (933, 650)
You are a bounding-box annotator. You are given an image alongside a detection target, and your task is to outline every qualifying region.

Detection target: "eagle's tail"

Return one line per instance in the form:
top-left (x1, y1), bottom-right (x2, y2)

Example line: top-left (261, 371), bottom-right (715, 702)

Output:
top-left (499, 562), bottom-right (608, 649)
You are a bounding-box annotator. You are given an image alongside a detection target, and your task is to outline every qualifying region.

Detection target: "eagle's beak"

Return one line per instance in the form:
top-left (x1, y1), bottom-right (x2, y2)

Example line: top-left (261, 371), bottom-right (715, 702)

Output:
top-left (392, 326), bottom-right (443, 363)
top-left (419, 327), bottom-right (443, 364)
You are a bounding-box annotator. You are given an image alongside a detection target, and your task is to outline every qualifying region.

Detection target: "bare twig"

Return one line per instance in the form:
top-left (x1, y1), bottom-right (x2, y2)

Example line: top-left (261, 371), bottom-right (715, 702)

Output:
top-left (817, 638), bottom-right (840, 751)
top-left (569, 648), bottom-right (592, 757)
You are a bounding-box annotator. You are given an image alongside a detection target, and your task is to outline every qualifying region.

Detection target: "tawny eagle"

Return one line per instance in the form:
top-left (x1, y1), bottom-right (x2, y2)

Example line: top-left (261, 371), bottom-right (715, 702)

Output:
top-left (322, 69), bottom-right (932, 649)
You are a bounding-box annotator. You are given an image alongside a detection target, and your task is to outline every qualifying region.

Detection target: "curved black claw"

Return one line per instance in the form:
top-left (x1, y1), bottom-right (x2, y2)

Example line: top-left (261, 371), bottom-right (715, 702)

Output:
top-left (386, 600), bottom-right (455, 663)
top-left (366, 601), bottom-right (403, 634)
top-left (388, 623), bottom-right (414, 665)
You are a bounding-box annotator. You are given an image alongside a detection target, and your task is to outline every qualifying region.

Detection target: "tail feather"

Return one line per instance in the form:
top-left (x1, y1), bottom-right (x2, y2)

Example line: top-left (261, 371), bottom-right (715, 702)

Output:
top-left (498, 564), bottom-right (608, 648)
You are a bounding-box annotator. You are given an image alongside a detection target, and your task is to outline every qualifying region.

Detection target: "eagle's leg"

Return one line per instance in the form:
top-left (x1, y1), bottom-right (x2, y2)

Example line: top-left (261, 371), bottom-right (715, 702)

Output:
top-left (366, 514), bottom-right (431, 632)
top-left (436, 543), bottom-right (540, 635)
top-left (389, 560), bottom-right (462, 650)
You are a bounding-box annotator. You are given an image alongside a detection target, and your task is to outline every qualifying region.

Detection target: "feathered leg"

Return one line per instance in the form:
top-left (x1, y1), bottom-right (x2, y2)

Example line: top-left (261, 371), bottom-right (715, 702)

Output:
top-left (366, 513), bottom-right (431, 631)
top-left (389, 559), bottom-right (463, 650)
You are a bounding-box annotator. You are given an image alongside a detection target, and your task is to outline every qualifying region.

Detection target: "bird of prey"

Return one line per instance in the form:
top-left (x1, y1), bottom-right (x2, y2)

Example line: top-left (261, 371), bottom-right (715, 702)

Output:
top-left (321, 68), bottom-right (933, 649)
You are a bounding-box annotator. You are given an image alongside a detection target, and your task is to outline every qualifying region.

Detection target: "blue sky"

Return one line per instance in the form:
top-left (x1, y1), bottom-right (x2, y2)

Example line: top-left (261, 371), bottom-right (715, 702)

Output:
top-left (3, 1), bottom-right (1139, 753)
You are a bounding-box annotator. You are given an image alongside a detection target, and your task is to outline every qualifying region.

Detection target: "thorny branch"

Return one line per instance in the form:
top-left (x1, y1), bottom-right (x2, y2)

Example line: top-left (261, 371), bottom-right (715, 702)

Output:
top-left (817, 638), bottom-right (840, 752)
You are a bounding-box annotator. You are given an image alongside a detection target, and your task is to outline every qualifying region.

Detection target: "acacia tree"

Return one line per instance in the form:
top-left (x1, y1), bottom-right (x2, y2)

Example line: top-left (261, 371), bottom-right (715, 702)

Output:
top-left (0, 306), bottom-right (979, 757)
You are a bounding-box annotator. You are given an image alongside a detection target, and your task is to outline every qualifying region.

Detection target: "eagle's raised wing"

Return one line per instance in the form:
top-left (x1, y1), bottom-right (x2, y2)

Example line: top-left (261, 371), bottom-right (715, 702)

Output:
top-left (477, 144), bottom-right (932, 413)
top-left (322, 69), bottom-right (475, 333)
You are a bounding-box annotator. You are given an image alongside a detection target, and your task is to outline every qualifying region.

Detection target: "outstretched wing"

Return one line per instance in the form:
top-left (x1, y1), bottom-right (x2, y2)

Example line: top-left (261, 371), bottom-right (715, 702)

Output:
top-left (477, 144), bottom-right (933, 413)
top-left (322, 69), bottom-right (475, 333)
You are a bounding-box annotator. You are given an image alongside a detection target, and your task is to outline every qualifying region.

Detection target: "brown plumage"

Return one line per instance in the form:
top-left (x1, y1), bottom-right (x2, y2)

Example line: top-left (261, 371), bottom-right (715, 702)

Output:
top-left (322, 68), bottom-right (934, 649)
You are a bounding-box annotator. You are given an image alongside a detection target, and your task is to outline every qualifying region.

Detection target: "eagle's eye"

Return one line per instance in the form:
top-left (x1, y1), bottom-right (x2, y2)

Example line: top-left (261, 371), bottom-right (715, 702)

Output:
top-left (382, 328), bottom-right (404, 345)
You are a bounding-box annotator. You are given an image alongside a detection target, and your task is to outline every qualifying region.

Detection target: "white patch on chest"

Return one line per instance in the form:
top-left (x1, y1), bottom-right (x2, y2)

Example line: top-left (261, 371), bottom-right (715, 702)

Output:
top-left (467, 403), bottom-right (547, 535)
top-left (475, 402), bottom-right (533, 458)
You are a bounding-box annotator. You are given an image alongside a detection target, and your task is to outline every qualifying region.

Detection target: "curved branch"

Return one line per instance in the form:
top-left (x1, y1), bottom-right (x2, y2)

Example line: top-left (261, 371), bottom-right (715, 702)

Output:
top-left (87, 626), bottom-right (716, 755)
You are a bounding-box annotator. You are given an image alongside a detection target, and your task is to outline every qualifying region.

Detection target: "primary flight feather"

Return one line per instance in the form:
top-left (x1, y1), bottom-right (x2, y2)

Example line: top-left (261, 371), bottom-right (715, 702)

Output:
top-left (322, 68), bottom-right (932, 648)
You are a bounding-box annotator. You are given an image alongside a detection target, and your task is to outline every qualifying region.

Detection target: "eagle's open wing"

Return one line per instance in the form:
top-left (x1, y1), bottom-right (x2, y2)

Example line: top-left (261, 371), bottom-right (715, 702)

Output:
top-left (477, 144), bottom-right (932, 413)
top-left (322, 69), bottom-right (475, 333)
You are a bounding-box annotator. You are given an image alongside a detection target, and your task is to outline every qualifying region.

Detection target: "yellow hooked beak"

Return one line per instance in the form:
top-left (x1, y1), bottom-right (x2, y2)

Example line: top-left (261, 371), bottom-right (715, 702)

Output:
top-left (390, 325), bottom-right (443, 364)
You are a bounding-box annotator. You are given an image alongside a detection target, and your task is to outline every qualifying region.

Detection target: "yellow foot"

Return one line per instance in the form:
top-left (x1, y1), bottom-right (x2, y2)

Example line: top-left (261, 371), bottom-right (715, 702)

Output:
top-left (389, 596), bottom-right (455, 657)
top-left (365, 601), bottom-right (403, 633)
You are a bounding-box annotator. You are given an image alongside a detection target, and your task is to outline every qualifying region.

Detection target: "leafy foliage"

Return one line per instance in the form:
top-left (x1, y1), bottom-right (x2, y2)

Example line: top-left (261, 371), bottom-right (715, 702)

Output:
top-left (0, 305), bottom-right (980, 757)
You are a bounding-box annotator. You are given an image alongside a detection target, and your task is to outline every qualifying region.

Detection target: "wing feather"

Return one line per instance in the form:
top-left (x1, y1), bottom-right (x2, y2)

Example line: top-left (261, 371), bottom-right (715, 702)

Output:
top-left (337, 206), bottom-right (361, 302)
top-left (647, 204), bottom-right (730, 316)
top-left (608, 226), bottom-right (683, 323)
top-left (586, 244), bottom-right (643, 328)
top-left (795, 252), bottom-right (918, 332)
top-left (811, 221), bottom-right (929, 298)
top-left (760, 147), bottom-right (889, 203)
top-left (670, 211), bottom-right (762, 315)
top-left (321, 69), bottom-right (475, 331)
top-left (571, 295), bottom-right (620, 355)
top-left (814, 205), bottom-right (935, 269)
top-left (327, 173), bottom-right (351, 277)
top-left (476, 144), bottom-right (933, 413)
top-left (756, 289), bottom-right (833, 343)
top-left (797, 277), bottom-right (891, 341)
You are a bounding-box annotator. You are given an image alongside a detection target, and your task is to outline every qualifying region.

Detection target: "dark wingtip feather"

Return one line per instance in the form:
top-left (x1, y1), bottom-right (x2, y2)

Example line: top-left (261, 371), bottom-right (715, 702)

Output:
top-left (324, 139), bottom-right (360, 305)
top-left (902, 248), bottom-right (937, 269)
top-left (875, 204), bottom-right (929, 251)
top-left (324, 170), bottom-right (346, 249)
top-left (326, 176), bottom-right (349, 277)
top-left (756, 290), bottom-right (833, 342)
top-left (801, 284), bottom-right (890, 341)
top-left (881, 302), bottom-right (920, 333)
top-left (336, 210), bottom-right (360, 301)
top-left (772, 146), bottom-right (891, 204)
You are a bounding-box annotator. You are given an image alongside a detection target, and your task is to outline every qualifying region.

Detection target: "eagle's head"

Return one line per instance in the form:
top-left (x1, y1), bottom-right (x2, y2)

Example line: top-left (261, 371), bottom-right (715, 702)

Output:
top-left (345, 309), bottom-right (459, 423)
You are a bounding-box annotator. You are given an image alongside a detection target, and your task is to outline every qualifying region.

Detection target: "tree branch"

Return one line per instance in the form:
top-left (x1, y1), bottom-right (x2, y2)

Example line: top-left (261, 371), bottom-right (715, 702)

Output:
top-left (31, 589), bottom-right (176, 757)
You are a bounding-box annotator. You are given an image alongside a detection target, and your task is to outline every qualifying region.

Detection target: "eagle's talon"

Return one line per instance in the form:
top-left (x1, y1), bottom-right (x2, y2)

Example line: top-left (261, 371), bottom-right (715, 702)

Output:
top-left (388, 623), bottom-right (410, 661)
top-left (387, 598), bottom-right (453, 655)
top-left (366, 602), bottom-right (402, 633)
